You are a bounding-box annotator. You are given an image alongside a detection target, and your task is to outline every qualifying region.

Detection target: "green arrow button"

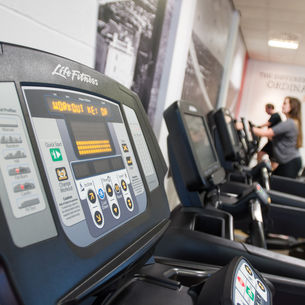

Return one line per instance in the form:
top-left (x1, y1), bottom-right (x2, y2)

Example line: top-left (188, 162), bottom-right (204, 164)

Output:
top-left (50, 148), bottom-right (63, 161)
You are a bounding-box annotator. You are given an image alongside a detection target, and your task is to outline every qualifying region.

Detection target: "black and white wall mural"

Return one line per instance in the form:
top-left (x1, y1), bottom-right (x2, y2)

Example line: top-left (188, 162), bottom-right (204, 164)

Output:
top-left (95, 0), bottom-right (171, 122)
top-left (181, 0), bottom-right (233, 114)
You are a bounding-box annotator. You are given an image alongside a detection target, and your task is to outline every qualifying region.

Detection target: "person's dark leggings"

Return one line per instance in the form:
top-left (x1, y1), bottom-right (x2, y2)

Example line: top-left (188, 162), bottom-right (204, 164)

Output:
top-left (273, 157), bottom-right (302, 178)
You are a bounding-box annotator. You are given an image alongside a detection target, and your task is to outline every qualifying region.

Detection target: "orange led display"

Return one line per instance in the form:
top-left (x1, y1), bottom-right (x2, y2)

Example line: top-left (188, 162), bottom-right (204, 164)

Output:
top-left (76, 140), bottom-right (112, 156)
top-left (48, 99), bottom-right (109, 118)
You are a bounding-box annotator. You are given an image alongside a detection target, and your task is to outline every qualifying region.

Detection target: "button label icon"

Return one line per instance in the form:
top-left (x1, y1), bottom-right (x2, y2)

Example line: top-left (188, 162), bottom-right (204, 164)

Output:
top-left (122, 144), bottom-right (129, 152)
top-left (55, 167), bottom-right (68, 181)
top-left (126, 156), bottom-right (133, 166)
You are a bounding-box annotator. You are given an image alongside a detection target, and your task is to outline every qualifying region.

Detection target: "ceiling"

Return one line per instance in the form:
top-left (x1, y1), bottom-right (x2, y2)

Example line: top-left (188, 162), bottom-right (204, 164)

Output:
top-left (232, 0), bottom-right (305, 67)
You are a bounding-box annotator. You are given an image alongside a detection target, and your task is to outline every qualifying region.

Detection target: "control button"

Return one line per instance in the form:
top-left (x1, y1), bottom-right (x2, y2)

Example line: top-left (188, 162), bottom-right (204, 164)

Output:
top-left (13, 182), bottom-right (35, 193)
top-left (246, 286), bottom-right (255, 301)
top-left (106, 184), bottom-right (113, 197)
top-left (122, 144), bottom-right (129, 152)
top-left (237, 275), bottom-right (245, 288)
top-left (114, 183), bottom-right (120, 193)
top-left (126, 197), bottom-right (133, 210)
top-left (94, 211), bottom-right (103, 226)
top-left (245, 264), bottom-right (253, 276)
top-left (126, 156), bottom-right (133, 166)
top-left (257, 280), bottom-right (265, 292)
top-left (235, 271), bottom-right (246, 295)
top-left (87, 189), bottom-right (96, 204)
top-left (98, 188), bottom-right (105, 200)
top-left (49, 148), bottom-right (63, 162)
top-left (8, 166), bottom-right (31, 176)
top-left (112, 203), bottom-right (120, 218)
top-left (55, 167), bottom-right (68, 181)
top-left (121, 179), bottom-right (127, 192)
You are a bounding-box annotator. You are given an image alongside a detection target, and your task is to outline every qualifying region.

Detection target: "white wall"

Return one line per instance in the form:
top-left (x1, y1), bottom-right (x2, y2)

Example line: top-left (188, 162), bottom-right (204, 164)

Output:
top-left (0, 0), bottom-right (98, 67)
top-left (239, 59), bottom-right (305, 165)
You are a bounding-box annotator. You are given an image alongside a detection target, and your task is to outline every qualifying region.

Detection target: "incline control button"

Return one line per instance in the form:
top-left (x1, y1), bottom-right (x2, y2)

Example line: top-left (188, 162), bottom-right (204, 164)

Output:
top-left (112, 203), bottom-right (120, 217)
top-left (121, 179), bottom-right (127, 191)
top-left (87, 189), bottom-right (96, 204)
top-left (126, 197), bottom-right (133, 210)
top-left (106, 184), bottom-right (113, 197)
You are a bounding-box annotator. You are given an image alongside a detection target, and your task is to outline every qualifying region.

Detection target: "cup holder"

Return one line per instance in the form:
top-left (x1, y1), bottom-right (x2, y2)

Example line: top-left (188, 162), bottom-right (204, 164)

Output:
top-left (164, 268), bottom-right (214, 287)
top-left (193, 215), bottom-right (224, 237)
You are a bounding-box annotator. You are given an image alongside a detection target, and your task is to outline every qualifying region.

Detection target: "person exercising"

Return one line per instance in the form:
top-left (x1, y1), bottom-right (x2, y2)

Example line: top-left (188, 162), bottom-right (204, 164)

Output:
top-left (253, 97), bottom-right (302, 178)
top-left (257, 103), bottom-right (281, 167)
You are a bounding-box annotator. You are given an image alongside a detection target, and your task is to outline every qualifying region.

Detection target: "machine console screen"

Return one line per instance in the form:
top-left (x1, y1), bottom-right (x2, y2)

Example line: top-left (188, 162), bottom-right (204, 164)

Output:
top-left (225, 114), bottom-right (239, 148)
top-left (22, 87), bottom-right (148, 247)
top-left (184, 114), bottom-right (218, 176)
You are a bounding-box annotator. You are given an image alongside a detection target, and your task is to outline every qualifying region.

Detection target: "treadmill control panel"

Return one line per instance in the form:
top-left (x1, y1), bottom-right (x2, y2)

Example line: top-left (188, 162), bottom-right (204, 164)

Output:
top-left (0, 83), bottom-right (159, 248)
top-left (22, 87), bottom-right (153, 247)
top-left (233, 259), bottom-right (271, 305)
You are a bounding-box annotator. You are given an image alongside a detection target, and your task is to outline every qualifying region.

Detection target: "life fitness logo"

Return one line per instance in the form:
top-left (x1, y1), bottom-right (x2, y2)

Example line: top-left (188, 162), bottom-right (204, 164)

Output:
top-left (52, 64), bottom-right (99, 86)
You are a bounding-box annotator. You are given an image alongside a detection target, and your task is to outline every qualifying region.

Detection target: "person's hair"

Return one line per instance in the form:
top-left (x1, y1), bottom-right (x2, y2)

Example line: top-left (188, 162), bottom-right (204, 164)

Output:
top-left (286, 96), bottom-right (303, 147)
top-left (265, 103), bottom-right (274, 110)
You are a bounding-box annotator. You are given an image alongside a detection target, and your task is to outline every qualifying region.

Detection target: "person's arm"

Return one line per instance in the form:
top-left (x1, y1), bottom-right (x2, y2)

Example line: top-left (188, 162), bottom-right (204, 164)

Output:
top-left (260, 121), bottom-right (271, 128)
top-left (252, 126), bottom-right (274, 138)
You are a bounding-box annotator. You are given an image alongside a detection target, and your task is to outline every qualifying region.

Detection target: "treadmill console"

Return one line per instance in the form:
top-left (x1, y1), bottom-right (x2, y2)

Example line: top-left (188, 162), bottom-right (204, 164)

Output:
top-left (19, 87), bottom-right (150, 247)
top-left (0, 43), bottom-right (170, 305)
top-left (198, 256), bottom-right (272, 305)
top-left (214, 108), bottom-right (245, 162)
top-left (232, 258), bottom-right (271, 305)
top-left (164, 101), bottom-right (225, 192)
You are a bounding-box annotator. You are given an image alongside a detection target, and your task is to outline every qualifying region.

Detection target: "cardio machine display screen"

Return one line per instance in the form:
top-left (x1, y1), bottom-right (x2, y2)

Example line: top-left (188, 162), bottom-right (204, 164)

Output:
top-left (22, 87), bottom-right (148, 247)
top-left (225, 114), bottom-right (240, 148)
top-left (184, 114), bottom-right (217, 176)
top-left (243, 120), bottom-right (253, 142)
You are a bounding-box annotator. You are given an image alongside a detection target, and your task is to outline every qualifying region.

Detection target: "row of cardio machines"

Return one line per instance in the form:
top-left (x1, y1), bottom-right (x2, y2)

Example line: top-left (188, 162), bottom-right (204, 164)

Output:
top-left (0, 42), bottom-right (298, 305)
top-left (154, 100), bottom-right (305, 303)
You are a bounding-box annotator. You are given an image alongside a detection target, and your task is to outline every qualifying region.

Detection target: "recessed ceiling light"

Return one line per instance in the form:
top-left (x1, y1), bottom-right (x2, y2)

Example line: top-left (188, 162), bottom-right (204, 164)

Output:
top-left (268, 39), bottom-right (299, 49)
